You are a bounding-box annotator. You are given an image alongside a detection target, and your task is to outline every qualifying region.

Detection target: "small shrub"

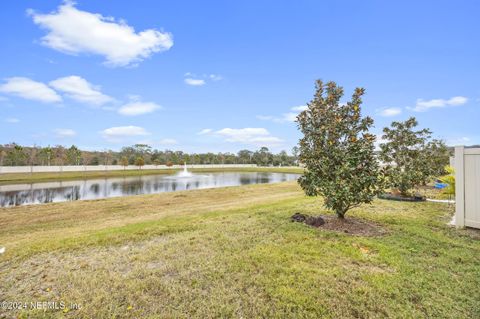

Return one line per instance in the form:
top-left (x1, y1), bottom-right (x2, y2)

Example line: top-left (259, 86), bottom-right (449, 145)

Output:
top-left (439, 165), bottom-right (455, 196)
top-left (379, 117), bottom-right (449, 196)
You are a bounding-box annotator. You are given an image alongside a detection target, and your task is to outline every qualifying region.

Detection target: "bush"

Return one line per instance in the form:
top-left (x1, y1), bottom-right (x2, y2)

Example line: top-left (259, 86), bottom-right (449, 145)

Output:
top-left (379, 117), bottom-right (449, 196)
top-left (439, 165), bottom-right (455, 196)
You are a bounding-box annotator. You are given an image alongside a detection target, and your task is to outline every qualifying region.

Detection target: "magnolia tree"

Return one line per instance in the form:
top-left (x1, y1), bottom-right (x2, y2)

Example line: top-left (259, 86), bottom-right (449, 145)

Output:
top-left (422, 138), bottom-right (450, 179)
top-left (379, 117), bottom-right (449, 196)
top-left (297, 80), bottom-right (380, 219)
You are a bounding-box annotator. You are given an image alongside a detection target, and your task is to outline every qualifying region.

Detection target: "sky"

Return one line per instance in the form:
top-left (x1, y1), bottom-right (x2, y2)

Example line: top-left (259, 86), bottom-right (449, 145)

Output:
top-left (1, 0), bottom-right (479, 153)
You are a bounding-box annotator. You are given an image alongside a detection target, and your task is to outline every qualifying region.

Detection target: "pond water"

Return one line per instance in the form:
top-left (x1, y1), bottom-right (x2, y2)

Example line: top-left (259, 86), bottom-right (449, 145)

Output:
top-left (0, 172), bottom-right (300, 208)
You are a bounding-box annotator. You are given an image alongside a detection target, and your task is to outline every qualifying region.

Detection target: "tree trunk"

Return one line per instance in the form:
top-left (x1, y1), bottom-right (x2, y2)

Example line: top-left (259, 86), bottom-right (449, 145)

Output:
top-left (336, 209), bottom-right (346, 219)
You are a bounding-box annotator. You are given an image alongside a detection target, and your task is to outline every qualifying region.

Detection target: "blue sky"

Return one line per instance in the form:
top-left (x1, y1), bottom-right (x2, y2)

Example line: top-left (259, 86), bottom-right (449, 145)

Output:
top-left (1, 0), bottom-right (479, 153)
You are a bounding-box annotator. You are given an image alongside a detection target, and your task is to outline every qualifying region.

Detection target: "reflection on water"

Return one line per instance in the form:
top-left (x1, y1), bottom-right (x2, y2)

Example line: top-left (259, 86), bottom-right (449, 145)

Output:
top-left (0, 172), bottom-right (300, 208)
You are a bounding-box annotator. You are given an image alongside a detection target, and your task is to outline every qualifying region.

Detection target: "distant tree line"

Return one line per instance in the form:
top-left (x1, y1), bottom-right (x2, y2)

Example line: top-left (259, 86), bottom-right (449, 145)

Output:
top-left (0, 143), bottom-right (300, 167)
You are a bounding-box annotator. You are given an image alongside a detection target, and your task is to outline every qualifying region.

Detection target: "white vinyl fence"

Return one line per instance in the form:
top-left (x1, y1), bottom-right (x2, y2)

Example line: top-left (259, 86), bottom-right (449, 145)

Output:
top-left (0, 164), bottom-right (257, 174)
top-left (455, 146), bottom-right (480, 229)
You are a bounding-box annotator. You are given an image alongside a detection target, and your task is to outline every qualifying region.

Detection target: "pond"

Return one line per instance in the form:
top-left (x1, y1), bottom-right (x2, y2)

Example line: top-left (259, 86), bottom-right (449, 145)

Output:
top-left (0, 172), bottom-right (300, 208)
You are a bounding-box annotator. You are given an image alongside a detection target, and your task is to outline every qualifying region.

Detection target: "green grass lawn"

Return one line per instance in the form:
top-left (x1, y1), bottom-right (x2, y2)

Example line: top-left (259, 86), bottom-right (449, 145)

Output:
top-left (0, 182), bottom-right (479, 318)
top-left (0, 166), bottom-right (303, 185)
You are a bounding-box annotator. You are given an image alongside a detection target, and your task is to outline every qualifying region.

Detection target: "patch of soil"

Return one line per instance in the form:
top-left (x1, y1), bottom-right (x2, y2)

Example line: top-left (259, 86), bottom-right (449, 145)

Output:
top-left (291, 212), bottom-right (325, 227)
top-left (418, 185), bottom-right (436, 190)
top-left (462, 227), bottom-right (480, 240)
top-left (291, 213), bottom-right (386, 236)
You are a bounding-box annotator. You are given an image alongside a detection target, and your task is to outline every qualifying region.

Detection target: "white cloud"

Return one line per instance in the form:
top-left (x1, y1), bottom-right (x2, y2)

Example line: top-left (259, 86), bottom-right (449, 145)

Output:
top-left (211, 128), bottom-right (283, 146)
top-left (49, 75), bottom-right (113, 105)
top-left (184, 72), bottom-right (223, 86)
top-left (118, 101), bottom-right (161, 116)
top-left (29, 2), bottom-right (173, 67)
top-left (257, 112), bottom-right (298, 123)
top-left (216, 128), bottom-right (272, 142)
top-left (281, 112), bottom-right (299, 122)
top-left (184, 78), bottom-right (206, 86)
top-left (410, 96), bottom-right (468, 112)
top-left (54, 128), bottom-right (76, 137)
top-left (257, 105), bottom-right (307, 123)
top-left (377, 107), bottom-right (402, 117)
top-left (0, 77), bottom-right (61, 103)
top-left (209, 74), bottom-right (223, 81)
top-left (159, 138), bottom-right (177, 145)
top-left (101, 126), bottom-right (149, 137)
top-left (5, 117), bottom-right (19, 123)
top-left (448, 96), bottom-right (468, 105)
top-left (100, 125), bottom-right (150, 143)
top-left (290, 105), bottom-right (308, 112)
top-left (197, 128), bottom-right (212, 135)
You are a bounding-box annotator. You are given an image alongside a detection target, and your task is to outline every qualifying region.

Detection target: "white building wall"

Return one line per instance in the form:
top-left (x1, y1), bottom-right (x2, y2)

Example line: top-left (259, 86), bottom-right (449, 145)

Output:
top-left (455, 146), bottom-right (480, 229)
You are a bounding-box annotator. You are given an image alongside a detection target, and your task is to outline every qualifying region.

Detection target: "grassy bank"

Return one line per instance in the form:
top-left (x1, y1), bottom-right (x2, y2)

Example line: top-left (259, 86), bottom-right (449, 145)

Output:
top-left (0, 182), bottom-right (479, 318)
top-left (0, 166), bottom-right (303, 185)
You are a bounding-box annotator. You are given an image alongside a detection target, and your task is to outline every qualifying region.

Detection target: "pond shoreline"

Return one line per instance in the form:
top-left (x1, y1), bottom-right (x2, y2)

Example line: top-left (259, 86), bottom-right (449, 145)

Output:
top-left (0, 167), bottom-right (303, 185)
top-left (0, 171), bottom-right (301, 208)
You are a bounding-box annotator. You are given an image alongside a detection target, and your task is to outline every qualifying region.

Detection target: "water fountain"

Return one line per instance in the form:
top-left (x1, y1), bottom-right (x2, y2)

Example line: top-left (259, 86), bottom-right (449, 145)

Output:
top-left (176, 162), bottom-right (193, 178)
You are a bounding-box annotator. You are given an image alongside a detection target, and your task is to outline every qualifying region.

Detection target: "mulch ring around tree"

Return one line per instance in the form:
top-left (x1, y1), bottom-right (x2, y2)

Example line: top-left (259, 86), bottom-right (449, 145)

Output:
top-left (377, 193), bottom-right (426, 202)
top-left (291, 213), bottom-right (386, 236)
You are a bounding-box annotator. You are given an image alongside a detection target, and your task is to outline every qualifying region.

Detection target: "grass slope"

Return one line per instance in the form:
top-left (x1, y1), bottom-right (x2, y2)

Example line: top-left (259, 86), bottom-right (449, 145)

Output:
top-left (0, 182), bottom-right (479, 318)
